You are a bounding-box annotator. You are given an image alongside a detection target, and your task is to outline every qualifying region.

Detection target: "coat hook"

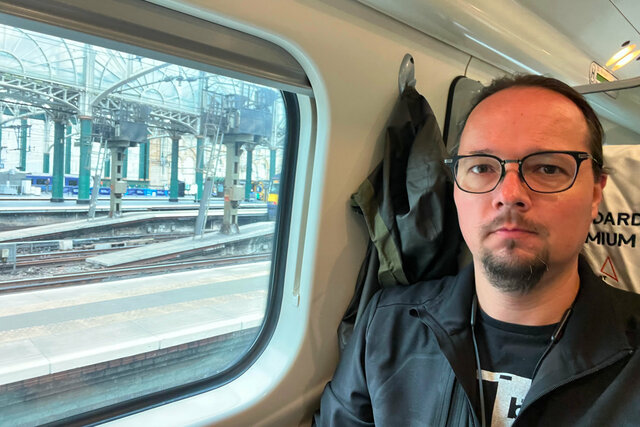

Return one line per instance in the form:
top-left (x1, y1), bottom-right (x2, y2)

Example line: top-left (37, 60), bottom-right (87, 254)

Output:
top-left (398, 53), bottom-right (416, 95)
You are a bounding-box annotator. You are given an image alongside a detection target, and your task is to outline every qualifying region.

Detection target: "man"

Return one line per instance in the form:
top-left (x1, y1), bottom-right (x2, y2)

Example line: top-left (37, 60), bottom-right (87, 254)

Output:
top-left (314, 75), bottom-right (640, 426)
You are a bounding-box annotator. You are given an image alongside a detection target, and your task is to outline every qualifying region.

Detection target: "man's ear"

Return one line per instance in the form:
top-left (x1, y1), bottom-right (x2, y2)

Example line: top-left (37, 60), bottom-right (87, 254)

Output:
top-left (591, 174), bottom-right (607, 219)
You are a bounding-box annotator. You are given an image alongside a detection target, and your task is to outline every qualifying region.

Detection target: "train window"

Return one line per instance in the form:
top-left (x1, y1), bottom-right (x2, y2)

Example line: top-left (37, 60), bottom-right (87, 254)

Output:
top-left (0, 1), bottom-right (306, 424)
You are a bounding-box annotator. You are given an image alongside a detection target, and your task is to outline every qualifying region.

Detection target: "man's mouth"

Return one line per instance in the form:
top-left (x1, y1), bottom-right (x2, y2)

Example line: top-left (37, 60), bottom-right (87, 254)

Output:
top-left (491, 227), bottom-right (536, 236)
top-left (485, 222), bottom-right (540, 240)
top-left (481, 213), bottom-right (547, 240)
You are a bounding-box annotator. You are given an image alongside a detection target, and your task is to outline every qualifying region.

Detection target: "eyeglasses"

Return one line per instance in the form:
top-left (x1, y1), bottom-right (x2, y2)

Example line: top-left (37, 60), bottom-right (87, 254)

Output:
top-left (444, 150), bottom-right (598, 194)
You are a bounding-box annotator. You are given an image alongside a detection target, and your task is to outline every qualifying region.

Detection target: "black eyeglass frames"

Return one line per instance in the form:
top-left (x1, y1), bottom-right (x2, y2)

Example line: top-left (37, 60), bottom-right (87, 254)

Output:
top-left (444, 150), bottom-right (599, 194)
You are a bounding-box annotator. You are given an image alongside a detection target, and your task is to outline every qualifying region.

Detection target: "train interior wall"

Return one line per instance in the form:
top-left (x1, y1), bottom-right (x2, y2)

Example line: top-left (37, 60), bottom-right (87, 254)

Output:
top-left (601, 117), bottom-right (640, 146)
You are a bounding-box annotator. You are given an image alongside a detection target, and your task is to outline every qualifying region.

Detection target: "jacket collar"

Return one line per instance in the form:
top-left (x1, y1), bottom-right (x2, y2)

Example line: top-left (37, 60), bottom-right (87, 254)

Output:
top-left (414, 261), bottom-right (476, 334)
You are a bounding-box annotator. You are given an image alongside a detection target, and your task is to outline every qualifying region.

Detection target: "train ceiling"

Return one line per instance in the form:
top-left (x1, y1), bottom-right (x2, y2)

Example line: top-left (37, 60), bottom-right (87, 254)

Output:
top-left (520, 0), bottom-right (640, 80)
top-left (356, 0), bottom-right (640, 82)
top-left (356, 0), bottom-right (640, 135)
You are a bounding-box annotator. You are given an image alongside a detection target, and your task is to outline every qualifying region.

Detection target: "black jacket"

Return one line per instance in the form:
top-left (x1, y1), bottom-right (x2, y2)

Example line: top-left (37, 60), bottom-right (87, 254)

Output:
top-left (315, 259), bottom-right (640, 426)
top-left (339, 85), bottom-right (462, 352)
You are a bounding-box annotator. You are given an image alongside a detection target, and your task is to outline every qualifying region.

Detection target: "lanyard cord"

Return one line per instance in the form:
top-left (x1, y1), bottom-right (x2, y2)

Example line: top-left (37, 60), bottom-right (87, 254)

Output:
top-left (531, 305), bottom-right (573, 378)
top-left (470, 296), bottom-right (486, 427)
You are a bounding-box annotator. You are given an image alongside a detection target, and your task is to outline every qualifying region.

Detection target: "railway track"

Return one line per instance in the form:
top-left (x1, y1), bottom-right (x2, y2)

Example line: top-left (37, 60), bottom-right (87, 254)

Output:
top-left (13, 235), bottom-right (190, 267)
top-left (0, 254), bottom-right (271, 293)
top-left (15, 247), bottom-right (131, 267)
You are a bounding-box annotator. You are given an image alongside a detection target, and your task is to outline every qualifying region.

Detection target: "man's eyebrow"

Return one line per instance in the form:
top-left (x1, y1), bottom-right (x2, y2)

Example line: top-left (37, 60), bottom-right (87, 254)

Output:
top-left (463, 149), bottom-right (493, 155)
top-left (462, 147), bottom-right (555, 156)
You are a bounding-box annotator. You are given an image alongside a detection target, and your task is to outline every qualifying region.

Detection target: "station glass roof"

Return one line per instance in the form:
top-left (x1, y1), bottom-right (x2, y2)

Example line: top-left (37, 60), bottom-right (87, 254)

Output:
top-left (0, 23), bottom-right (277, 120)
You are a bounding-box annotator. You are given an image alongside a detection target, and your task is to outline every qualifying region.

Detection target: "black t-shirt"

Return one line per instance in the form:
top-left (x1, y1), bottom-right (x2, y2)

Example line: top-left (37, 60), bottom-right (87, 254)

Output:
top-left (475, 308), bottom-right (557, 427)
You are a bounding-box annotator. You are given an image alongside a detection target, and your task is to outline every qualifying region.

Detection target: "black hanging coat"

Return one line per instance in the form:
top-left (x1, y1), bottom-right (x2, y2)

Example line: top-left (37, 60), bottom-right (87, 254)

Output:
top-left (339, 85), bottom-right (463, 350)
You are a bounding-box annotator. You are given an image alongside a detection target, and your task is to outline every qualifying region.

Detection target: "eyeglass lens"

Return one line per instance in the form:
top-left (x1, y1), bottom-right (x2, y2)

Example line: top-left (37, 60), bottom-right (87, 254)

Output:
top-left (455, 152), bottom-right (578, 193)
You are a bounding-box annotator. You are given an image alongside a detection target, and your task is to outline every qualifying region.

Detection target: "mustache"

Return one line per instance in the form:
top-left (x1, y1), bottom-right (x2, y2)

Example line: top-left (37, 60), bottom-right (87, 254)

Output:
top-left (481, 212), bottom-right (547, 236)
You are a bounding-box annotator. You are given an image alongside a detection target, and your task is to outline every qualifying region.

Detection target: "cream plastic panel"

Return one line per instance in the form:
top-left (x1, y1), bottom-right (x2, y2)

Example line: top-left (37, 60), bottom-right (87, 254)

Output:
top-left (356, 0), bottom-right (640, 135)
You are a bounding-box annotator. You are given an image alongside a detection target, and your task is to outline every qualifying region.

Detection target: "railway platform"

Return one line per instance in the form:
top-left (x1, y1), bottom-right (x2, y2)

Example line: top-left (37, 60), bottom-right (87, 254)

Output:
top-left (0, 197), bottom-right (266, 214)
top-left (0, 212), bottom-right (178, 242)
top-left (0, 196), bottom-right (234, 212)
top-left (0, 207), bottom-right (269, 242)
top-left (87, 221), bottom-right (274, 267)
top-left (0, 261), bottom-right (270, 386)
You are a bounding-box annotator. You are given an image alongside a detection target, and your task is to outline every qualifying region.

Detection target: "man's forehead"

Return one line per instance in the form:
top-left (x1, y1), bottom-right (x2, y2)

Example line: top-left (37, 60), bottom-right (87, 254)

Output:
top-left (469, 86), bottom-right (580, 118)
top-left (460, 86), bottom-right (590, 151)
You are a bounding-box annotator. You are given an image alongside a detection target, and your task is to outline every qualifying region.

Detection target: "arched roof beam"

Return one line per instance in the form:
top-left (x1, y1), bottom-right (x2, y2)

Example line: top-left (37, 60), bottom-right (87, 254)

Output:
top-left (92, 96), bottom-right (203, 135)
top-left (149, 109), bottom-right (197, 134)
top-left (60, 37), bottom-right (79, 84)
top-left (19, 29), bottom-right (51, 78)
top-left (96, 54), bottom-right (116, 88)
top-left (0, 50), bottom-right (25, 74)
top-left (92, 62), bottom-right (169, 107)
top-left (0, 74), bottom-right (79, 112)
top-left (0, 104), bottom-right (46, 124)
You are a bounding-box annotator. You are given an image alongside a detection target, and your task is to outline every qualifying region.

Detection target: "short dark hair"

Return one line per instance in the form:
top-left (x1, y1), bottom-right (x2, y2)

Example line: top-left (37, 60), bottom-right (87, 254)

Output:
top-left (458, 74), bottom-right (605, 178)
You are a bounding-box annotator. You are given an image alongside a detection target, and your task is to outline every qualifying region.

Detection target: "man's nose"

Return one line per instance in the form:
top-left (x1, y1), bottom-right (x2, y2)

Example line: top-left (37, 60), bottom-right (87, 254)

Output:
top-left (492, 165), bottom-right (531, 210)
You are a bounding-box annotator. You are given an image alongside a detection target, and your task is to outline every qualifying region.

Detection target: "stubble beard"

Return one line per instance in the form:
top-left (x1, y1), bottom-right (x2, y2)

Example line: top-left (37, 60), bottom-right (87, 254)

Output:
top-left (480, 240), bottom-right (550, 294)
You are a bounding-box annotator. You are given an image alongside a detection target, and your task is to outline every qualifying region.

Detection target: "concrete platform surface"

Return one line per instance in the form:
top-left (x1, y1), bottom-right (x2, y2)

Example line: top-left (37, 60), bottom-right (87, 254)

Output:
top-left (0, 198), bottom-right (266, 213)
top-left (86, 221), bottom-right (275, 267)
top-left (0, 209), bottom-right (268, 242)
top-left (0, 212), bottom-right (161, 242)
top-left (0, 261), bottom-right (270, 386)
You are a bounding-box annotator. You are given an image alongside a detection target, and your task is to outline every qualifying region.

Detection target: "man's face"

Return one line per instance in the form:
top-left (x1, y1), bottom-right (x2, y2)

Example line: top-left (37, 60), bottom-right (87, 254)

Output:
top-left (454, 86), bottom-right (606, 292)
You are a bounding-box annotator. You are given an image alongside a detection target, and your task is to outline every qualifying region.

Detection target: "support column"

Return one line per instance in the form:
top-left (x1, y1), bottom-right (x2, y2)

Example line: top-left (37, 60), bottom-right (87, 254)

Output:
top-left (194, 177), bottom-right (214, 237)
top-left (195, 135), bottom-right (204, 201)
top-left (122, 148), bottom-right (128, 178)
top-left (195, 70), bottom-right (207, 202)
top-left (169, 134), bottom-right (180, 202)
top-left (80, 44), bottom-right (96, 204)
top-left (106, 139), bottom-right (132, 217)
top-left (51, 119), bottom-right (66, 202)
top-left (104, 152), bottom-right (110, 178)
top-left (221, 136), bottom-right (244, 234)
top-left (43, 151), bottom-right (50, 174)
top-left (269, 148), bottom-right (277, 180)
top-left (244, 143), bottom-right (255, 201)
top-left (19, 117), bottom-right (27, 171)
top-left (138, 142), bottom-right (149, 180)
top-left (64, 124), bottom-right (72, 175)
top-left (77, 117), bottom-right (92, 204)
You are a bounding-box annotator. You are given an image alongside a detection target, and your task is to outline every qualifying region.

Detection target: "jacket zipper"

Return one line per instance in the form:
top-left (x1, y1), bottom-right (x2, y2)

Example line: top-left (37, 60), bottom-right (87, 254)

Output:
top-left (415, 307), bottom-right (482, 427)
top-left (445, 379), bottom-right (472, 427)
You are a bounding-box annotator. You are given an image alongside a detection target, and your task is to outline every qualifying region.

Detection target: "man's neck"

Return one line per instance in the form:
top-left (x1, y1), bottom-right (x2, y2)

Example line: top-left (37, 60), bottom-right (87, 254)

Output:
top-left (474, 258), bottom-right (580, 326)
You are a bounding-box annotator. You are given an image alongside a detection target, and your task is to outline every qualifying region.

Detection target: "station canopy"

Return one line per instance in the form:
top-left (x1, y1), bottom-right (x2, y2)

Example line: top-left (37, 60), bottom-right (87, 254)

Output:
top-left (0, 23), bottom-right (281, 139)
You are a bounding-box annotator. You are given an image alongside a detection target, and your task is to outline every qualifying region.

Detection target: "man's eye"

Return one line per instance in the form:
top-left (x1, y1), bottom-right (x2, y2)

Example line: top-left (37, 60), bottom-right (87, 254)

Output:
top-left (469, 164), bottom-right (495, 174)
top-left (534, 164), bottom-right (567, 176)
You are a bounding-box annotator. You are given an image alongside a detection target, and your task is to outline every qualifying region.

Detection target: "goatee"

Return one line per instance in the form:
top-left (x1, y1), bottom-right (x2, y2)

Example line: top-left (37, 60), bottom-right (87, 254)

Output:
top-left (481, 244), bottom-right (549, 294)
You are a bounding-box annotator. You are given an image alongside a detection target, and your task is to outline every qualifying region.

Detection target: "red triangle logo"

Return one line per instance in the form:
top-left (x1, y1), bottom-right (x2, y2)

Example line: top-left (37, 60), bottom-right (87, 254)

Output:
top-left (600, 256), bottom-right (619, 282)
